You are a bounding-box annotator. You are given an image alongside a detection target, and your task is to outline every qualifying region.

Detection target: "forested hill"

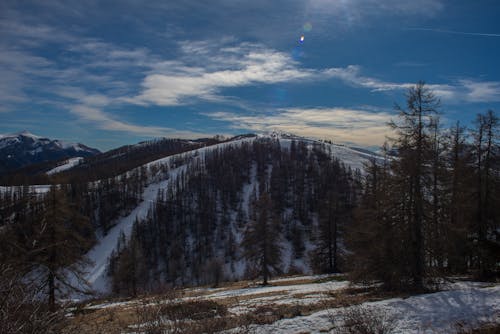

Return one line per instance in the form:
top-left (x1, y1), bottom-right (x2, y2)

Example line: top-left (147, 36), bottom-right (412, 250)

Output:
top-left (105, 135), bottom-right (369, 295)
top-left (0, 133), bottom-right (375, 297)
top-left (0, 135), bottom-right (235, 185)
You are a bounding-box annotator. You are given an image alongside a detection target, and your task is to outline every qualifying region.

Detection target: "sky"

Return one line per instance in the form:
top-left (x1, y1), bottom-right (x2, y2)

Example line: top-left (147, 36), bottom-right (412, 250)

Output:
top-left (1, 0), bottom-right (499, 151)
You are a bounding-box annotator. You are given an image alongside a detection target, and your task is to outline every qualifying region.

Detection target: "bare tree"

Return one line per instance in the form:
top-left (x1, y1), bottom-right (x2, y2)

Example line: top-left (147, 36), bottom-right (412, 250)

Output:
top-left (242, 191), bottom-right (282, 285)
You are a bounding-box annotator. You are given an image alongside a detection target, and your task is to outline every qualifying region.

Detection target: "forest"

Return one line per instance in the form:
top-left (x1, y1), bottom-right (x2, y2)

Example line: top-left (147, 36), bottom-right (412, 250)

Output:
top-left (0, 82), bottom-right (498, 332)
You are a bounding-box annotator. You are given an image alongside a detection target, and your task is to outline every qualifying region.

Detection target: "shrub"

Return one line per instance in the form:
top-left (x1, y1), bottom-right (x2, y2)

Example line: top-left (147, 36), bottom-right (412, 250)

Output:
top-left (332, 305), bottom-right (396, 334)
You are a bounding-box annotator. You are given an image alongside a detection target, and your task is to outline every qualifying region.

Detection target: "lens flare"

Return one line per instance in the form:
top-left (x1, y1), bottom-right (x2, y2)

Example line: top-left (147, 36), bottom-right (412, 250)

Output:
top-left (299, 35), bottom-right (305, 42)
top-left (303, 22), bottom-right (312, 32)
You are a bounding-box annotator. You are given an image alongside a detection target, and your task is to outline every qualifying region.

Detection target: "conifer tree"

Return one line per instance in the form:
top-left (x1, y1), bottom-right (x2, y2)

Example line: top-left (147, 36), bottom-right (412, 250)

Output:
top-left (471, 110), bottom-right (499, 279)
top-left (36, 185), bottom-right (94, 310)
top-left (242, 191), bottom-right (281, 285)
top-left (389, 81), bottom-right (440, 290)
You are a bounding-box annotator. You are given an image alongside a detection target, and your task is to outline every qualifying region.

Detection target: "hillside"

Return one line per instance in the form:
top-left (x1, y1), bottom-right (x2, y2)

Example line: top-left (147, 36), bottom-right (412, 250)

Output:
top-left (0, 133), bottom-right (378, 298)
top-left (76, 134), bottom-right (377, 295)
top-left (0, 135), bottom-right (225, 185)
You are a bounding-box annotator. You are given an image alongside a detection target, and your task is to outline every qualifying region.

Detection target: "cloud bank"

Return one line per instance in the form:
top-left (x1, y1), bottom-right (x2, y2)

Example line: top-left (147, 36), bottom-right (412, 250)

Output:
top-left (207, 108), bottom-right (394, 146)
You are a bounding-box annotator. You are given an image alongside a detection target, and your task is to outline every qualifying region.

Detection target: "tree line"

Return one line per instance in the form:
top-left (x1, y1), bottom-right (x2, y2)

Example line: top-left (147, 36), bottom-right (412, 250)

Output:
top-left (348, 82), bottom-right (499, 291)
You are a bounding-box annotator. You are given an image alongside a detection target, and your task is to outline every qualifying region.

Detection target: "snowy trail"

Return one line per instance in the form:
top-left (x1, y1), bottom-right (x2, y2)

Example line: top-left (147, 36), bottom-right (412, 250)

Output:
top-left (46, 157), bottom-right (83, 175)
top-left (81, 137), bottom-right (258, 293)
top-left (83, 178), bottom-right (170, 292)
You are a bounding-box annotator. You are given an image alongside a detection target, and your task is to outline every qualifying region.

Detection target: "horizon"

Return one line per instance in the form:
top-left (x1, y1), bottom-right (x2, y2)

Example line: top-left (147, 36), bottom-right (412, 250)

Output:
top-left (0, 129), bottom-right (368, 153)
top-left (1, 1), bottom-right (499, 151)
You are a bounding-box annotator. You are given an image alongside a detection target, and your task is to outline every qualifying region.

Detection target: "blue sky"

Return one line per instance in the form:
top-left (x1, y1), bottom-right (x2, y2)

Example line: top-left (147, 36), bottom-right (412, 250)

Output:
top-left (1, 0), bottom-right (499, 151)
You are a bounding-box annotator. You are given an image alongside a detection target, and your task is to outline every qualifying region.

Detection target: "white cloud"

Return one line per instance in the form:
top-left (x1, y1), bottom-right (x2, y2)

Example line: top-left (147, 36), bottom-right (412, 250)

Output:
top-left (459, 80), bottom-right (500, 102)
top-left (129, 45), bottom-right (318, 106)
top-left (206, 107), bottom-right (394, 146)
top-left (324, 65), bottom-right (499, 104)
top-left (69, 105), bottom-right (209, 138)
top-left (1, 17), bottom-right (498, 140)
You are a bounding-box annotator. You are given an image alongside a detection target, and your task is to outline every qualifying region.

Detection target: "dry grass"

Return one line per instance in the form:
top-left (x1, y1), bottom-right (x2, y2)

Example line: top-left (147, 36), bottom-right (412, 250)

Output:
top-left (61, 276), bottom-right (422, 333)
top-left (452, 322), bottom-right (500, 334)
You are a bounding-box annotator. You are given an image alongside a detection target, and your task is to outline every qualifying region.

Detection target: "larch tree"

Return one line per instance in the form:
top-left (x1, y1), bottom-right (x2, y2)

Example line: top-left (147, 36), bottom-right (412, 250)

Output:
top-left (36, 185), bottom-right (94, 311)
top-left (389, 81), bottom-right (440, 291)
top-left (242, 190), bottom-right (281, 285)
top-left (348, 150), bottom-right (404, 289)
top-left (471, 110), bottom-right (499, 280)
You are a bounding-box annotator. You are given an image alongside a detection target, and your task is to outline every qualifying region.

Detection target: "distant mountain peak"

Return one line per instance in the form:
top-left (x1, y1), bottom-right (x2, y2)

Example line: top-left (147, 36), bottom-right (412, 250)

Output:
top-left (0, 130), bottom-right (42, 139)
top-left (17, 130), bottom-right (40, 138)
top-left (0, 131), bottom-right (100, 176)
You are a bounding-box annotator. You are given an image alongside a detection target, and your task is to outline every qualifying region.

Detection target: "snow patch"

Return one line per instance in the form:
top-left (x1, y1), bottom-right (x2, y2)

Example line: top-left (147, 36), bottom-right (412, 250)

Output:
top-left (46, 157), bottom-right (84, 175)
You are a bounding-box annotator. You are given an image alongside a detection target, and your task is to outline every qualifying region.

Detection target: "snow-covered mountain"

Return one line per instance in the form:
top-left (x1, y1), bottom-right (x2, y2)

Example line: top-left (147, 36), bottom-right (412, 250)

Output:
top-left (78, 133), bottom-right (380, 294)
top-left (1, 132), bottom-right (382, 296)
top-left (0, 131), bottom-right (100, 174)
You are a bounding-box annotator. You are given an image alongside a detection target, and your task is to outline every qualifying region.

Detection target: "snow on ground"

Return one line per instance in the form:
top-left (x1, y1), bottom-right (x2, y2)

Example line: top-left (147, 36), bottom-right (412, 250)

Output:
top-left (46, 157), bottom-right (83, 175)
top-left (206, 280), bottom-right (348, 300)
top-left (81, 177), bottom-right (172, 293)
top-left (79, 136), bottom-right (265, 294)
top-left (80, 138), bottom-right (260, 293)
top-left (9, 134), bottom-right (376, 297)
top-left (83, 274), bottom-right (499, 334)
top-left (274, 136), bottom-right (375, 172)
top-left (326, 142), bottom-right (375, 171)
top-left (225, 283), bottom-right (500, 334)
top-left (268, 274), bottom-right (334, 283)
top-left (0, 184), bottom-right (51, 194)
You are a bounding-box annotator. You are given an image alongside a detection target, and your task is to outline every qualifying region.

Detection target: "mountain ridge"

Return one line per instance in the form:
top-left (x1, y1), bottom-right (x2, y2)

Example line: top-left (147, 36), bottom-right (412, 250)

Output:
top-left (0, 131), bottom-right (100, 175)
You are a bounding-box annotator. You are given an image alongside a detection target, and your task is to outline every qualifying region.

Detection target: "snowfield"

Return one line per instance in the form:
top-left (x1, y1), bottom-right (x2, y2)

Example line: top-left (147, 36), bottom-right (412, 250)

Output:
top-left (225, 282), bottom-right (499, 333)
top-left (46, 157), bottom-right (84, 175)
top-left (82, 275), bottom-right (499, 334)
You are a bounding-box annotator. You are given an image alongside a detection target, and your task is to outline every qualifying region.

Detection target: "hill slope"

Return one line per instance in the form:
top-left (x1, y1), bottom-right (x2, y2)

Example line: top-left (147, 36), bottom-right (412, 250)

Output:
top-left (77, 134), bottom-right (379, 295)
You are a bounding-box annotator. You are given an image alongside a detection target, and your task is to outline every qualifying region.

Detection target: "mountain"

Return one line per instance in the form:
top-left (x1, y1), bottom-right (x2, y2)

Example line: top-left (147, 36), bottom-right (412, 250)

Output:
top-left (0, 133), bottom-right (380, 296)
top-left (49, 135), bottom-right (230, 181)
top-left (0, 131), bottom-right (100, 175)
top-left (76, 133), bottom-right (378, 294)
